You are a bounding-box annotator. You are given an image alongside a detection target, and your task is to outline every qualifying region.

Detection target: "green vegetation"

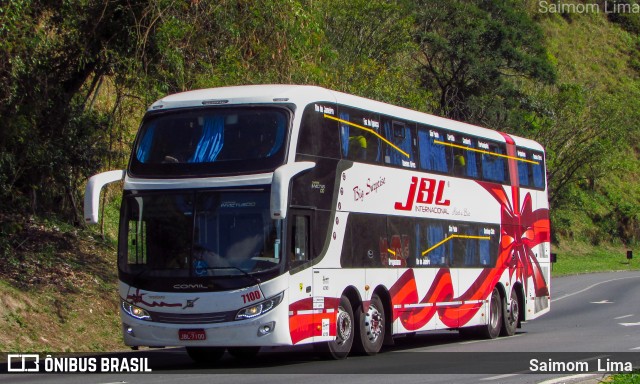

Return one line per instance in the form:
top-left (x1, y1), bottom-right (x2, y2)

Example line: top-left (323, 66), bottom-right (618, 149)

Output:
top-left (0, 0), bottom-right (639, 351)
top-left (609, 371), bottom-right (640, 383)
top-left (552, 242), bottom-right (638, 276)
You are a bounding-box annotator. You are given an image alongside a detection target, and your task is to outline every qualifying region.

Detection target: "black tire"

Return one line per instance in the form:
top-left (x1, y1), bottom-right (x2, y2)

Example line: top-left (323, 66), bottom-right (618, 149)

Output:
top-left (480, 287), bottom-right (502, 339)
top-left (227, 346), bottom-right (261, 359)
top-left (355, 293), bottom-right (385, 355)
top-left (500, 287), bottom-right (520, 337)
top-left (186, 347), bottom-right (225, 364)
top-left (314, 295), bottom-right (355, 359)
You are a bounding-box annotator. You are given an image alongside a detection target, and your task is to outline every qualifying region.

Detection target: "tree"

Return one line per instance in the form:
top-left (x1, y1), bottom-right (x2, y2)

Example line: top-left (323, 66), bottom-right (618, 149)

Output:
top-left (414, 0), bottom-right (556, 126)
top-left (0, 0), bottom-right (141, 221)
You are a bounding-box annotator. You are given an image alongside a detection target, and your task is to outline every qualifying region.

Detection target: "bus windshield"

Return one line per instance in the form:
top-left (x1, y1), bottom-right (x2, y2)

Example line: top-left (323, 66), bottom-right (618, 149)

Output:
top-left (118, 190), bottom-right (283, 280)
top-left (130, 107), bottom-right (289, 177)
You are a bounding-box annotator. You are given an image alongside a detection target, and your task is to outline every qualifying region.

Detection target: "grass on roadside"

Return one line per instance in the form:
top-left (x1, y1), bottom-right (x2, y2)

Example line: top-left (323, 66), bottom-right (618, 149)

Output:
top-left (551, 241), bottom-right (639, 276)
top-left (608, 371), bottom-right (640, 383)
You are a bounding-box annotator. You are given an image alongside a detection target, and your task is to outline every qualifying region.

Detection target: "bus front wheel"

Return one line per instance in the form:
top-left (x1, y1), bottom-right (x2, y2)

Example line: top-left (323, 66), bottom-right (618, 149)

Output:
top-left (356, 293), bottom-right (385, 355)
top-left (315, 294), bottom-right (354, 359)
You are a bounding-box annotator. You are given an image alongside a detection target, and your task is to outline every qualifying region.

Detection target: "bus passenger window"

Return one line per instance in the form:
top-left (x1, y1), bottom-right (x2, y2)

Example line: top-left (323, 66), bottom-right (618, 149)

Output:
top-left (479, 229), bottom-right (491, 266)
top-left (417, 127), bottom-right (448, 173)
top-left (516, 148), bottom-right (531, 187)
top-left (464, 235), bottom-right (479, 266)
top-left (465, 140), bottom-right (480, 179)
top-left (339, 107), bottom-right (381, 163)
top-left (449, 225), bottom-right (475, 266)
top-left (481, 143), bottom-right (507, 184)
top-left (518, 160), bottom-right (530, 187)
top-left (383, 120), bottom-right (416, 168)
top-left (297, 103), bottom-right (341, 159)
top-left (291, 215), bottom-right (310, 264)
top-left (416, 222), bottom-right (450, 267)
top-left (452, 148), bottom-right (467, 177)
top-left (531, 152), bottom-right (545, 189)
top-left (348, 134), bottom-right (368, 160)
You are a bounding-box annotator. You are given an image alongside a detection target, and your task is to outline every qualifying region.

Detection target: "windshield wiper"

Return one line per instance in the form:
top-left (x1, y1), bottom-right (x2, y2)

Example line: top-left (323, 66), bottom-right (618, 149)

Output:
top-left (198, 266), bottom-right (261, 286)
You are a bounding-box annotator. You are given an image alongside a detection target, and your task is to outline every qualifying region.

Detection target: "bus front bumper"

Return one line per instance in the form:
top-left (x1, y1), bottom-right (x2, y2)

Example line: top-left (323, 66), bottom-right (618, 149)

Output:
top-left (121, 308), bottom-right (291, 347)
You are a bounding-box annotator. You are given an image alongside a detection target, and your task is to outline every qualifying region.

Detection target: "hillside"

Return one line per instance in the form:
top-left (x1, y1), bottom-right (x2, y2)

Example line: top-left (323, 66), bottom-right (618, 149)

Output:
top-left (0, 215), bottom-right (122, 351)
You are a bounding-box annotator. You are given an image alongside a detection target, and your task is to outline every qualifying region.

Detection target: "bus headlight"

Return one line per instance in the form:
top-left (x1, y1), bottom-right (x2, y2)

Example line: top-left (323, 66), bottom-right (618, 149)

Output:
top-left (236, 292), bottom-right (284, 320)
top-left (122, 301), bottom-right (151, 321)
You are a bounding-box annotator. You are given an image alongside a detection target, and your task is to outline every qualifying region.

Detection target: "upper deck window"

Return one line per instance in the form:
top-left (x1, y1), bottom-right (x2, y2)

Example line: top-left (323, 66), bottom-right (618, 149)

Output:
top-left (338, 107), bottom-right (381, 164)
top-left (130, 107), bottom-right (289, 177)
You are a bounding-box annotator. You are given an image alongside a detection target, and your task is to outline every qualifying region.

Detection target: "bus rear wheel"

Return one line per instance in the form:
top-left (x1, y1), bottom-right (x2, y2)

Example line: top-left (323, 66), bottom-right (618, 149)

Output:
top-left (186, 347), bottom-right (225, 364)
top-left (355, 293), bottom-right (385, 355)
top-left (480, 287), bottom-right (503, 339)
top-left (500, 288), bottom-right (520, 337)
top-left (314, 294), bottom-right (354, 359)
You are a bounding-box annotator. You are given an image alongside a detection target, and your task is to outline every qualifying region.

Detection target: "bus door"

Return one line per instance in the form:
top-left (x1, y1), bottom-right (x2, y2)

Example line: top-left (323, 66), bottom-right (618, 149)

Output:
top-left (288, 209), bottom-right (313, 294)
top-left (287, 209), bottom-right (318, 341)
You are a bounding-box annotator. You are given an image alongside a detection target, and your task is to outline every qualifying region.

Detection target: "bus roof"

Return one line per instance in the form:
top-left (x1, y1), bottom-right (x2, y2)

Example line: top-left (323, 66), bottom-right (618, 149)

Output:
top-left (148, 85), bottom-right (544, 152)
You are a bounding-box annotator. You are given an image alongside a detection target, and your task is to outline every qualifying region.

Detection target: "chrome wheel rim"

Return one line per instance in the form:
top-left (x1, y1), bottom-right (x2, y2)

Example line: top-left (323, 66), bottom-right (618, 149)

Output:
top-left (508, 296), bottom-right (519, 326)
top-left (365, 304), bottom-right (383, 343)
top-left (490, 294), bottom-right (500, 329)
top-left (336, 307), bottom-right (352, 344)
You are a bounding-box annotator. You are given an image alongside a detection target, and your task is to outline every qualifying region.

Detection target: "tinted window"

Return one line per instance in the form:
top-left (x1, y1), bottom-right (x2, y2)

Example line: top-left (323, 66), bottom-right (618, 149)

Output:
top-left (119, 190), bottom-right (283, 277)
top-left (386, 217), bottom-right (415, 268)
top-left (416, 220), bottom-right (499, 268)
top-left (417, 126), bottom-right (449, 174)
top-left (416, 221), bottom-right (451, 267)
top-left (340, 213), bottom-right (387, 268)
top-left (130, 107), bottom-right (289, 177)
top-left (515, 148), bottom-right (546, 190)
top-left (383, 119), bottom-right (417, 169)
top-left (531, 151), bottom-right (546, 189)
top-left (516, 148), bottom-right (531, 187)
top-left (479, 140), bottom-right (508, 184)
top-left (338, 107), bottom-right (381, 163)
top-left (447, 133), bottom-right (480, 179)
top-left (297, 103), bottom-right (340, 158)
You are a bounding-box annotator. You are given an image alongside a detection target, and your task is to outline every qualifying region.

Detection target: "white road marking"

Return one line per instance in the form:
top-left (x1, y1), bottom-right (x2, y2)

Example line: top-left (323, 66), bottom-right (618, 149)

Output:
top-left (553, 275), bottom-right (640, 302)
top-left (590, 300), bottom-right (613, 304)
top-left (536, 373), bottom-right (598, 384)
top-left (480, 373), bottom-right (519, 381)
top-left (619, 322), bottom-right (640, 327)
top-left (615, 314), bottom-right (634, 319)
top-left (630, 346), bottom-right (640, 350)
top-left (458, 334), bottom-right (524, 345)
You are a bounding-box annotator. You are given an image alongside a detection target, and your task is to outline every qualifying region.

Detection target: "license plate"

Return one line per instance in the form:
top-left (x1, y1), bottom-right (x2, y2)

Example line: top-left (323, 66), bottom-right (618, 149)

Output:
top-left (179, 329), bottom-right (206, 341)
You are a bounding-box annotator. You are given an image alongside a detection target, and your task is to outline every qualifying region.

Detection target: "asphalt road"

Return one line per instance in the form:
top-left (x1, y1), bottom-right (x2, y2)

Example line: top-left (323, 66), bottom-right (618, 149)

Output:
top-left (2, 270), bottom-right (640, 384)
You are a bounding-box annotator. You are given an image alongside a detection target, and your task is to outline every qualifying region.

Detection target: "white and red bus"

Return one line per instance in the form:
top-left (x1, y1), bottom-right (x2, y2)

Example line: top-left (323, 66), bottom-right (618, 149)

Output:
top-left (84, 85), bottom-right (551, 361)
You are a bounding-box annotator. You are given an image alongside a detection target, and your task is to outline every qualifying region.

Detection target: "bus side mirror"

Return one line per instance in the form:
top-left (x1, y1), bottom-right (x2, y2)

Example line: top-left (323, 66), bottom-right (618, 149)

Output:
top-left (83, 170), bottom-right (125, 224)
top-left (270, 162), bottom-right (315, 220)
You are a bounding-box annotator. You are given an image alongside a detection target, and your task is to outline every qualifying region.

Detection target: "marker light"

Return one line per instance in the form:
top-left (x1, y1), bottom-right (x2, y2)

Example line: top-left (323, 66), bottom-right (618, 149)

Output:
top-left (122, 301), bottom-right (151, 321)
top-left (125, 325), bottom-right (135, 337)
top-left (236, 292), bottom-right (284, 320)
top-left (258, 321), bottom-right (275, 336)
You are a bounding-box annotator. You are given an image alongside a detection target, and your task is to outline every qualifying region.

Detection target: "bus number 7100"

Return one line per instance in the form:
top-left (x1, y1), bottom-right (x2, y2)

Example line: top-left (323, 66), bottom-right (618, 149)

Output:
top-left (242, 290), bottom-right (261, 303)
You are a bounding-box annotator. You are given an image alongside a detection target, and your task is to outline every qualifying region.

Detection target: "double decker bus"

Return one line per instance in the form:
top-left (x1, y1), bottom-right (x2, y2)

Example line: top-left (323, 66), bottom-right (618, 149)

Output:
top-left (84, 85), bottom-right (551, 361)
